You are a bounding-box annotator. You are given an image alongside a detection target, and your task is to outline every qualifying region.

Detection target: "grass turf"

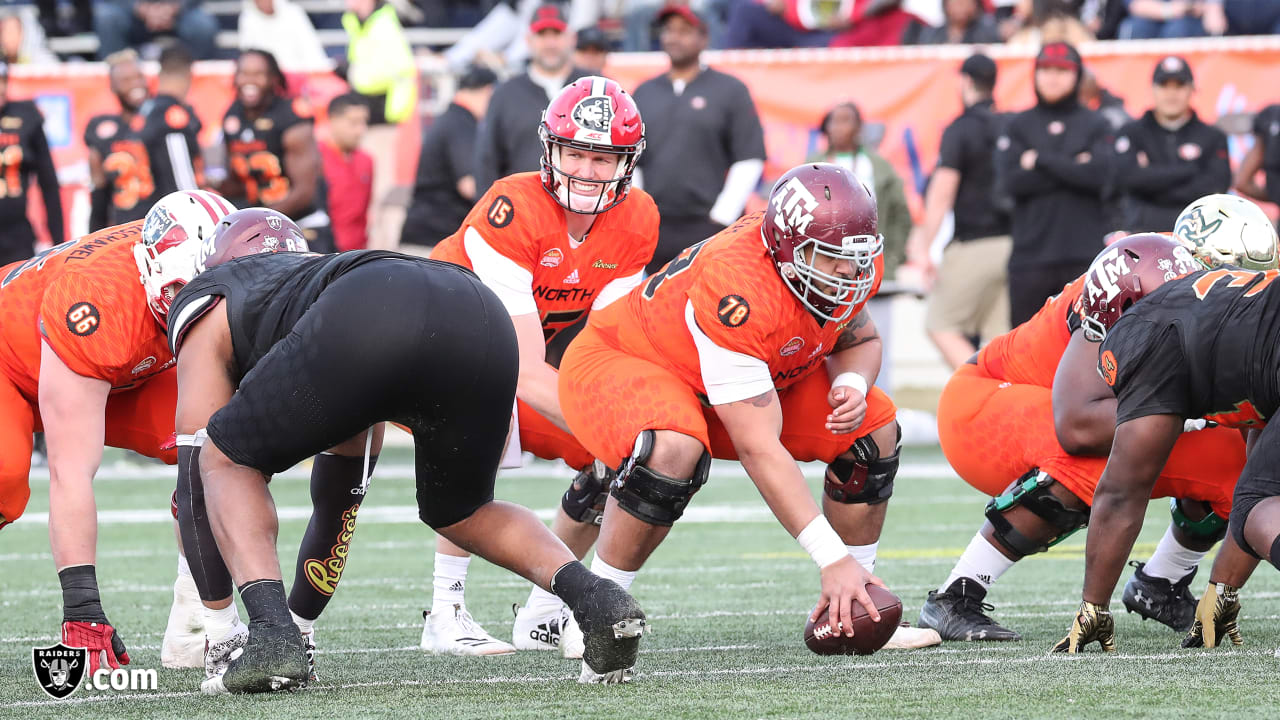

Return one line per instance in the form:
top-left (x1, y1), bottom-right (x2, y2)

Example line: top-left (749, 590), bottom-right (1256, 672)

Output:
top-left (3, 446), bottom-right (1278, 719)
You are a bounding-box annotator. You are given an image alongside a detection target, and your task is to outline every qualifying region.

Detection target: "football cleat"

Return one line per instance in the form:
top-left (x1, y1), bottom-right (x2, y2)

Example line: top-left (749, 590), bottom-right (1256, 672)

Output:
top-left (571, 578), bottom-right (645, 675)
top-left (420, 605), bottom-right (516, 656)
top-left (202, 622), bottom-right (307, 694)
top-left (204, 620), bottom-right (248, 680)
top-left (917, 578), bottom-right (1022, 641)
top-left (511, 603), bottom-right (567, 651)
top-left (881, 623), bottom-right (942, 650)
top-left (560, 610), bottom-right (585, 659)
top-left (300, 627), bottom-right (318, 682)
top-left (1122, 561), bottom-right (1197, 632)
top-left (161, 570), bottom-right (206, 669)
top-left (578, 660), bottom-right (635, 684)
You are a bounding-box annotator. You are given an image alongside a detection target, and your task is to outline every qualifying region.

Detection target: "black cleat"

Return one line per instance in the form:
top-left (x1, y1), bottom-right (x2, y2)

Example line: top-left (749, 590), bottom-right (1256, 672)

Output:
top-left (1122, 560), bottom-right (1196, 632)
top-left (219, 622), bottom-right (309, 693)
top-left (918, 578), bottom-right (1022, 642)
top-left (571, 578), bottom-right (645, 676)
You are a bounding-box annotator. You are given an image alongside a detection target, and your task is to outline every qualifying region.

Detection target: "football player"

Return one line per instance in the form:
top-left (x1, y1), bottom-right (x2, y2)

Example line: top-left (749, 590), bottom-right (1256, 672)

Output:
top-left (0, 189), bottom-right (231, 674)
top-left (556, 162), bottom-right (941, 683)
top-left (922, 195), bottom-right (1279, 643)
top-left (0, 58), bottom-right (65, 263)
top-left (1052, 248), bottom-right (1280, 654)
top-left (218, 49), bottom-right (333, 252)
top-left (424, 76), bottom-right (658, 657)
top-left (166, 210), bottom-right (645, 693)
top-left (85, 50), bottom-right (203, 232)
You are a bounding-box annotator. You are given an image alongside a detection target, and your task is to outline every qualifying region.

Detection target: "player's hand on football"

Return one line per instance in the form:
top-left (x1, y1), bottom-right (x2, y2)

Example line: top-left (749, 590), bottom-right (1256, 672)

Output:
top-left (1182, 582), bottom-right (1243, 649)
top-left (826, 385), bottom-right (867, 434)
top-left (1051, 600), bottom-right (1116, 654)
top-left (814, 556), bottom-right (886, 637)
top-left (62, 619), bottom-right (130, 674)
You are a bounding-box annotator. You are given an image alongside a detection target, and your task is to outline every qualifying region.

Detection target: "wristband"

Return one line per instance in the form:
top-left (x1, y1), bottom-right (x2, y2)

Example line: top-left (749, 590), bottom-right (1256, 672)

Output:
top-left (59, 564), bottom-right (107, 621)
top-left (831, 372), bottom-right (869, 397)
top-left (797, 515), bottom-right (847, 569)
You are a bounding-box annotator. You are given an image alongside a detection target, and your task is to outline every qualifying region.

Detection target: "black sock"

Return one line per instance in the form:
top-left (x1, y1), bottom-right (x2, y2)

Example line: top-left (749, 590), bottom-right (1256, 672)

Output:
top-left (1269, 535), bottom-right (1280, 573)
top-left (288, 453), bottom-right (377, 620)
top-left (549, 560), bottom-right (596, 609)
top-left (239, 579), bottom-right (294, 628)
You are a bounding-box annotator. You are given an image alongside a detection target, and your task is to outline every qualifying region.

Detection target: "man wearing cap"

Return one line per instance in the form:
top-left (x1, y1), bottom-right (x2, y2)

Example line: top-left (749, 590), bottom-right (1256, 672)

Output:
top-left (0, 59), bottom-right (64, 264)
top-left (632, 4), bottom-right (766, 274)
top-left (573, 26), bottom-right (610, 75)
top-left (996, 42), bottom-right (1111, 327)
top-left (909, 53), bottom-right (1012, 370)
top-left (402, 65), bottom-right (498, 252)
top-left (473, 3), bottom-right (591, 196)
top-left (1112, 56), bottom-right (1229, 234)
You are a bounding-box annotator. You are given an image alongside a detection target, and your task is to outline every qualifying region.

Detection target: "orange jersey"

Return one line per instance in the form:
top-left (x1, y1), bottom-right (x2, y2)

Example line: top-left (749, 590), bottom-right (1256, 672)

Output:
top-left (588, 212), bottom-right (883, 396)
top-left (431, 173), bottom-right (659, 342)
top-left (0, 221), bottom-right (173, 400)
top-left (977, 275), bottom-right (1085, 387)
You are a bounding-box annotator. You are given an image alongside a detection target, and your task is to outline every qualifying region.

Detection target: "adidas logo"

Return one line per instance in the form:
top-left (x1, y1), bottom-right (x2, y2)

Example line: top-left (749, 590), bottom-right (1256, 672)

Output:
top-left (563, 269), bottom-right (580, 285)
top-left (448, 581), bottom-right (464, 593)
top-left (976, 574), bottom-right (992, 585)
top-left (529, 621), bottom-right (561, 646)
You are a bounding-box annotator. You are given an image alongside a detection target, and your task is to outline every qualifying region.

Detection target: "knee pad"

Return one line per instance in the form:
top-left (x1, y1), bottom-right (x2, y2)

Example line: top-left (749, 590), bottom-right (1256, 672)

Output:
top-left (984, 469), bottom-right (1090, 557)
top-left (561, 460), bottom-right (612, 526)
top-left (610, 430), bottom-right (710, 527)
top-left (824, 426), bottom-right (900, 505)
top-left (1170, 498), bottom-right (1228, 543)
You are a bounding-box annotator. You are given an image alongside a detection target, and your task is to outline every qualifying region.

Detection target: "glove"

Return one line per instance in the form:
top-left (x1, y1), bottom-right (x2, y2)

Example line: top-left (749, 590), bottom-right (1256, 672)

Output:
top-left (1182, 582), bottom-right (1243, 649)
top-left (1051, 600), bottom-right (1116, 654)
top-left (1182, 418), bottom-right (1219, 433)
top-left (62, 620), bottom-right (130, 674)
top-left (59, 565), bottom-right (130, 674)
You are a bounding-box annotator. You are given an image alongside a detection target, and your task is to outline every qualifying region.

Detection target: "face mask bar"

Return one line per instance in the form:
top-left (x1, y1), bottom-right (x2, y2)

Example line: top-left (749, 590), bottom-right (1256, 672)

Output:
top-left (785, 233), bottom-right (883, 323)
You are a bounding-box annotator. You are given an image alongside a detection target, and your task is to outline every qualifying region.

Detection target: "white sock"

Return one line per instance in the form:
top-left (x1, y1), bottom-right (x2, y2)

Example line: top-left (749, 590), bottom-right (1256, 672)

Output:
top-left (1143, 525), bottom-right (1206, 581)
top-left (432, 552), bottom-right (471, 613)
top-left (176, 553), bottom-right (192, 578)
top-left (523, 585), bottom-right (566, 616)
top-left (590, 555), bottom-right (637, 591)
top-left (290, 610), bottom-right (315, 635)
top-left (847, 542), bottom-right (878, 574)
top-left (204, 603), bottom-right (242, 643)
top-left (942, 534), bottom-right (1016, 592)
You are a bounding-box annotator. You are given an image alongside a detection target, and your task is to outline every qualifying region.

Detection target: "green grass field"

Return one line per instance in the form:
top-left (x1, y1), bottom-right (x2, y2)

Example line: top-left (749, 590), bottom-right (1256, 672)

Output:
top-left (4, 446), bottom-right (1280, 719)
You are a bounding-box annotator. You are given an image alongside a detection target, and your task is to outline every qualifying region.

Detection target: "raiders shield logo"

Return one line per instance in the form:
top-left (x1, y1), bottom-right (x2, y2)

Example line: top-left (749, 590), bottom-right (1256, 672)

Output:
top-left (267, 215), bottom-right (283, 231)
top-left (32, 643), bottom-right (87, 699)
top-left (571, 96), bottom-right (613, 136)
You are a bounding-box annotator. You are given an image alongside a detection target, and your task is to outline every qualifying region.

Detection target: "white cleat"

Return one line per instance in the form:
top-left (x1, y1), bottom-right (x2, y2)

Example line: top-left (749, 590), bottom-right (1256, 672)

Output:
top-left (560, 609), bottom-right (585, 659)
top-left (578, 660), bottom-right (635, 684)
top-left (881, 623), bottom-right (942, 650)
top-left (421, 605), bottom-right (516, 656)
top-left (300, 627), bottom-right (318, 682)
top-left (511, 603), bottom-right (568, 651)
top-left (204, 621), bottom-right (249, 680)
top-left (161, 571), bottom-right (206, 669)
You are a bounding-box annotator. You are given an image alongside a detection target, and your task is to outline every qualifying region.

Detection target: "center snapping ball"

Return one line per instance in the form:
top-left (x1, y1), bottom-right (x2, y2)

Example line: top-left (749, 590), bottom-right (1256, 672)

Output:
top-left (803, 584), bottom-right (903, 656)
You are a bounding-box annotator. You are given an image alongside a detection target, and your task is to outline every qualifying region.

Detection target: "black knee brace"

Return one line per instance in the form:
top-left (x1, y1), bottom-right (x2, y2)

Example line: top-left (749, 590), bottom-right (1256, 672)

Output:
top-left (610, 430), bottom-right (711, 527)
top-left (985, 469), bottom-right (1090, 557)
top-left (824, 426), bottom-right (900, 505)
top-left (1170, 498), bottom-right (1229, 543)
top-left (561, 460), bottom-right (612, 526)
top-left (174, 430), bottom-right (234, 603)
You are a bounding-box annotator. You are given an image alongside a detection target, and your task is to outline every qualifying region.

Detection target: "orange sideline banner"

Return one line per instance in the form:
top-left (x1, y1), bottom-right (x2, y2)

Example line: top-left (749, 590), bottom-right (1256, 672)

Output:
top-left (9, 38), bottom-right (1280, 244)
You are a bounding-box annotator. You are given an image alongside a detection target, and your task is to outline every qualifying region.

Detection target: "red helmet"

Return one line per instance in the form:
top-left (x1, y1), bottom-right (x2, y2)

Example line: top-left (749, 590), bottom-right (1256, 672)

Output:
top-left (539, 76), bottom-right (645, 215)
top-left (762, 163), bottom-right (883, 322)
top-left (1079, 232), bottom-right (1200, 341)
top-left (194, 207), bottom-right (310, 275)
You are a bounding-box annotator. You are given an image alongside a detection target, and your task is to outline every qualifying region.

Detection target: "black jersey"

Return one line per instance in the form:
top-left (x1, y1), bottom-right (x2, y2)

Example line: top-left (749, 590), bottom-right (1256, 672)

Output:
top-left (0, 100), bottom-right (63, 243)
top-left (85, 112), bottom-right (152, 226)
top-left (1100, 266), bottom-right (1280, 428)
top-left (138, 94), bottom-right (203, 198)
top-left (168, 250), bottom-right (466, 379)
top-left (223, 95), bottom-right (317, 215)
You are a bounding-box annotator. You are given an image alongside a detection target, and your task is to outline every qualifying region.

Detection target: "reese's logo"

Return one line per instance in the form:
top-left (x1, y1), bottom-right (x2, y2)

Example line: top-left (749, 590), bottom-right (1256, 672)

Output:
top-left (304, 505), bottom-right (360, 596)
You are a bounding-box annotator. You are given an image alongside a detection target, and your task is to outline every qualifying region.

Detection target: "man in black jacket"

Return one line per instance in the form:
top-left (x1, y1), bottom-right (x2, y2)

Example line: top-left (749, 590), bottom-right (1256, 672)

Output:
top-left (1112, 56), bottom-right (1230, 234)
top-left (998, 42), bottom-right (1111, 326)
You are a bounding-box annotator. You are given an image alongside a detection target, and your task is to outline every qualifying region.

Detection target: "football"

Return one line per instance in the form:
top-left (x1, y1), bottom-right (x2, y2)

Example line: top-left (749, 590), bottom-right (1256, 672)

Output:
top-left (803, 584), bottom-right (903, 656)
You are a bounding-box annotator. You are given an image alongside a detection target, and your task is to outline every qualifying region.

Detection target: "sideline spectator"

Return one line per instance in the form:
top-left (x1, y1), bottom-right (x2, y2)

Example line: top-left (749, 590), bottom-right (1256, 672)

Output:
top-left (1005, 0), bottom-right (1095, 44)
top-left (634, 4), bottom-right (764, 273)
top-left (902, 0), bottom-right (1001, 44)
top-left (239, 0), bottom-right (328, 70)
top-left (473, 4), bottom-right (588, 195)
top-left (574, 25), bottom-right (610, 75)
top-left (0, 59), bottom-right (63, 264)
top-left (320, 93), bottom-right (373, 252)
top-left (1112, 56), bottom-right (1229, 233)
top-left (36, 0), bottom-right (92, 37)
top-left (1232, 101), bottom-right (1280, 210)
top-left (725, 0), bottom-right (917, 49)
top-left (1, 11), bottom-right (58, 65)
top-left (94, 0), bottom-right (220, 60)
top-left (997, 42), bottom-right (1110, 326)
top-left (1119, 0), bottom-right (1206, 39)
top-left (1201, 0), bottom-right (1280, 35)
top-left (401, 65), bottom-right (497, 251)
top-left (910, 54), bottom-right (1012, 370)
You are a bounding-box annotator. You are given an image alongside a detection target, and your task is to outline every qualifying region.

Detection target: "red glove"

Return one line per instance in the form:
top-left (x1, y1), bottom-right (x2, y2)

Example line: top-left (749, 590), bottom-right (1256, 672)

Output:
top-left (62, 621), bottom-right (130, 674)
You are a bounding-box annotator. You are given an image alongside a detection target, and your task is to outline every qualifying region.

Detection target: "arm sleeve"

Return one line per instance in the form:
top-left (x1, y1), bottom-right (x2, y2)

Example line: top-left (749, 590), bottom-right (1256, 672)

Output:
top-left (30, 122), bottom-right (65, 245)
top-left (166, 131), bottom-right (200, 191)
top-left (685, 300), bottom-right (774, 405)
top-left (592, 270), bottom-right (645, 311)
top-left (708, 158), bottom-right (764, 226)
top-left (462, 226), bottom-right (537, 316)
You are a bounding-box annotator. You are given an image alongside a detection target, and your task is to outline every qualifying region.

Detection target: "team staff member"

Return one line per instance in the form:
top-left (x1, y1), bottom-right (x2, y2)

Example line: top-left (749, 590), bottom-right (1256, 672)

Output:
top-left (1234, 100), bottom-right (1280, 209)
top-left (633, 4), bottom-right (766, 274)
top-left (997, 42), bottom-right (1111, 326)
top-left (910, 53), bottom-right (1011, 370)
top-left (0, 59), bottom-right (63, 264)
top-left (1112, 56), bottom-right (1230, 233)
top-left (401, 65), bottom-right (497, 251)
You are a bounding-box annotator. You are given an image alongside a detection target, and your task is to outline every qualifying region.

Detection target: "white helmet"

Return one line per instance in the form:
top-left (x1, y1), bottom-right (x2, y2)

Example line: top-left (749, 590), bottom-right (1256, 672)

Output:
top-left (1173, 194), bottom-right (1279, 271)
top-left (135, 190), bottom-right (236, 323)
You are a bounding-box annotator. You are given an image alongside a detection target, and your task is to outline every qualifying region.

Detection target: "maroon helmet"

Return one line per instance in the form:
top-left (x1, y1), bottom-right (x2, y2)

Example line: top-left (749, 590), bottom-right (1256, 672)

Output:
top-left (761, 163), bottom-right (883, 322)
top-left (194, 207), bottom-right (310, 275)
top-left (1079, 233), bottom-right (1200, 341)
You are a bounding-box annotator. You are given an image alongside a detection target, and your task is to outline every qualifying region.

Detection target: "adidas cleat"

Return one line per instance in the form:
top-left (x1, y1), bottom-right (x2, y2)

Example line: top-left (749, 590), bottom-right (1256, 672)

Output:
top-left (421, 605), bottom-right (516, 656)
top-left (511, 603), bottom-right (567, 651)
